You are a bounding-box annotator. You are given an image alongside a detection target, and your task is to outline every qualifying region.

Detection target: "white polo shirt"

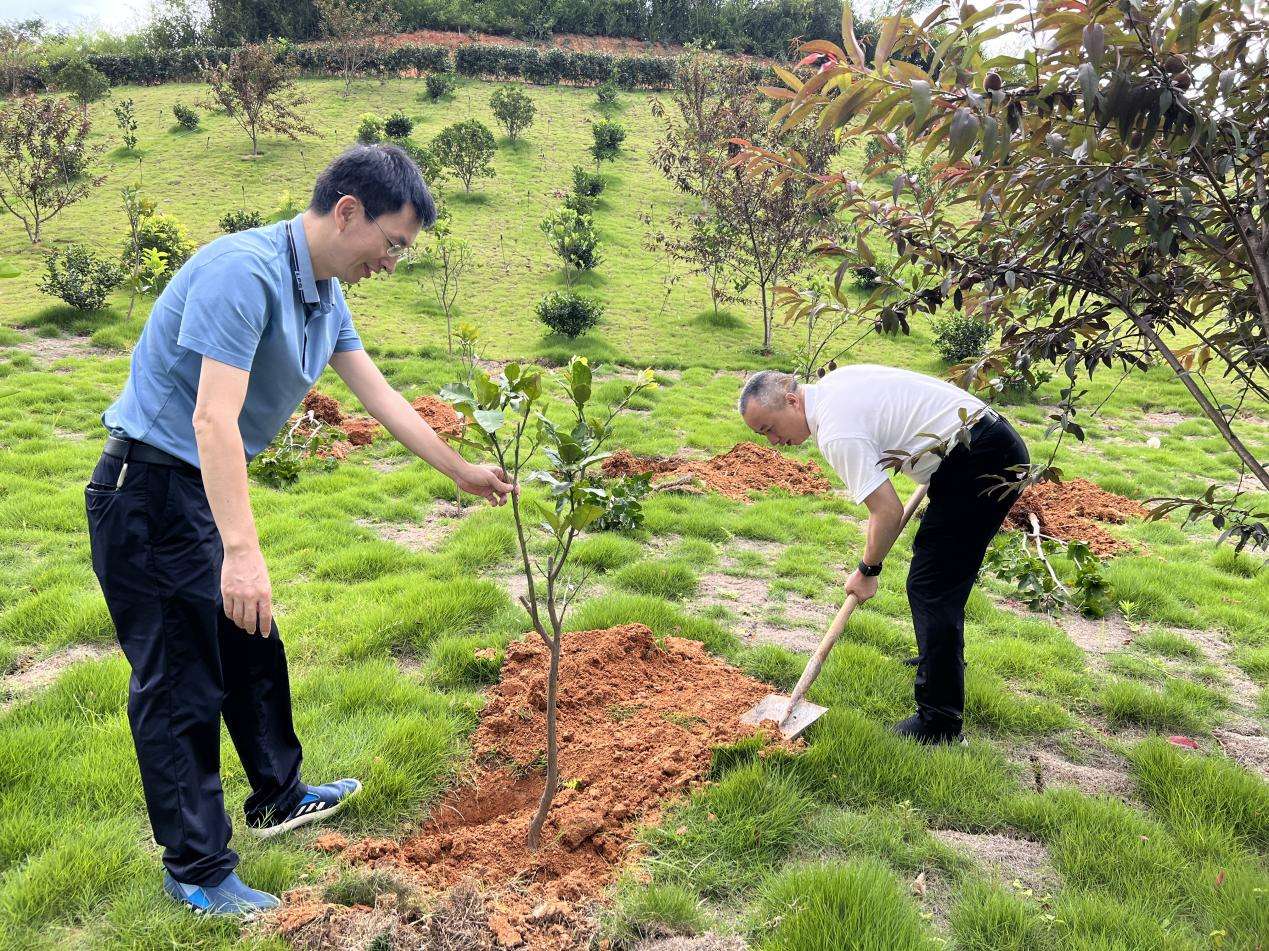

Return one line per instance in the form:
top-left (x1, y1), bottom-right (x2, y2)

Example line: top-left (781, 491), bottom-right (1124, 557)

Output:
top-left (803, 364), bottom-right (987, 503)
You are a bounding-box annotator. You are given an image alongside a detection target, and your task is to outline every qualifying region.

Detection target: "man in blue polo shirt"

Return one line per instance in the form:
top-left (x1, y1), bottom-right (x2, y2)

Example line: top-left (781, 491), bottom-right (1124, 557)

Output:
top-left (85, 144), bottom-right (513, 916)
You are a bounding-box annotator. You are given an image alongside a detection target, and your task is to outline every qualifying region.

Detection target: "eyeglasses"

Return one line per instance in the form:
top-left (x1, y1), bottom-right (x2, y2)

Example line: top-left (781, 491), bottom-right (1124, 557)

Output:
top-left (338, 191), bottom-right (410, 258)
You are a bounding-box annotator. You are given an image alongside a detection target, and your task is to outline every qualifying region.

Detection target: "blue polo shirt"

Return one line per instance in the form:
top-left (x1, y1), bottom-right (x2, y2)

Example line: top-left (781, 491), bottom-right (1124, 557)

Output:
top-left (102, 214), bottom-right (363, 467)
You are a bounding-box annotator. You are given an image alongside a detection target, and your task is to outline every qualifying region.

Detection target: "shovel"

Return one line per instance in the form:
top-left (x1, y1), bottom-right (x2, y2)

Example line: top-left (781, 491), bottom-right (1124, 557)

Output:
top-left (741, 483), bottom-right (930, 740)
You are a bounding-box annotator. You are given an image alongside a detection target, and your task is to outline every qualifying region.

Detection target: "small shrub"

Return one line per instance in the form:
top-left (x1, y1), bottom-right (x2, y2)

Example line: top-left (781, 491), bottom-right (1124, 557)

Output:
top-left (489, 84), bottom-right (536, 142)
top-left (595, 75), bottom-right (620, 107)
top-left (53, 59), bottom-right (110, 108)
top-left (39, 245), bottom-right (124, 311)
top-left (424, 71), bottom-right (456, 101)
top-left (171, 102), bottom-right (200, 131)
top-left (219, 209), bottom-right (263, 233)
top-left (572, 165), bottom-right (605, 198)
top-left (113, 98), bottom-right (138, 151)
top-left (930, 313), bottom-right (993, 363)
top-left (851, 266), bottom-right (881, 290)
top-left (357, 112), bottom-right (386, 144)
top-left (540, 207), bottom-right (601, 276)
top-left (122, 213), bottom-right (195, 288)
top-left (590, 119), bottom-right (626, 165)
top-left (430, 119), bottom-right (496, 192)
top-left (536, 290), bottom-right (603, 338)
top-left (384, 111), bottom-right (413, 139)
top-left (563, 192), bottom-right (596, 216)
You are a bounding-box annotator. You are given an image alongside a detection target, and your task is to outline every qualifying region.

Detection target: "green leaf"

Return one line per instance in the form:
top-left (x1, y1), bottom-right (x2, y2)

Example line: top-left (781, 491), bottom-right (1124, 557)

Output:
top-left (474, 409), bottom-right (506, 433)
top-left (911, 79), bottom-right (932, 129)
top-left (439, 382), bottom-right (474, 405)
top-left (570, 503), bottom-right (604, 531)
top-left (841, 1), bottom-right (866, 67)
top-left (947, 106), bottom-right (980, 163)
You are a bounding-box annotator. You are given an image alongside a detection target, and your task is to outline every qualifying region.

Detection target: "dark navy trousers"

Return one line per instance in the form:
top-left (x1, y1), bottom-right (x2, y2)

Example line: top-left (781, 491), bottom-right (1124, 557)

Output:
top-left (906, 415), bottom-right (1029, 733)
top-left (85, 449), bottom-right (304, 885)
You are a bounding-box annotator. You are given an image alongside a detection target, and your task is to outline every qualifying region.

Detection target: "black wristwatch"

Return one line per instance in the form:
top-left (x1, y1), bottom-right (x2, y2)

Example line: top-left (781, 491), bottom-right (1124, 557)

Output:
top-left (858, 560), bottom-right (883, 577)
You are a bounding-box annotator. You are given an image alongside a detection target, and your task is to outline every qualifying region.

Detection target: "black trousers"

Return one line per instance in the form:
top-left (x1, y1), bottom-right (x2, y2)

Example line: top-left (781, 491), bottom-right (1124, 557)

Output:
top-left (84, 449), bottom-right (304, 886)
top-left (906, 415), bottom-right (1029, 733)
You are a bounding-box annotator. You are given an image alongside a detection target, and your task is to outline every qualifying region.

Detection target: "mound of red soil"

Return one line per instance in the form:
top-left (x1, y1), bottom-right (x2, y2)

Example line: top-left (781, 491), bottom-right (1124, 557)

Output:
top-left (339, 417), bottom-right (381, 447)
top-left (603, 442), bottom-right (831, 501)
top-left (332, 624), bottom-right (779, 946)
top-left (1006, 478), bottom-right (1146, 556)
top-left (412, 394), bottom-right (467, 438)
top-left (301, 389), bottom-right (345, 427)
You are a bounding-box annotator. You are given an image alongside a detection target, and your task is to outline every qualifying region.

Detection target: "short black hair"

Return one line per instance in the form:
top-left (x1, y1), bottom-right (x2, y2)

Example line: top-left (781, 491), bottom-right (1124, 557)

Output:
top-left (310, 143), bottom-right (436, 228)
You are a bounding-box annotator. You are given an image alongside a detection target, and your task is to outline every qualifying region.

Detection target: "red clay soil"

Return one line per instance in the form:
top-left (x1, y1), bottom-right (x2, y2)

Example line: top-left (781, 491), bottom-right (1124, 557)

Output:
top-left (412, 394), bottom-right (467, 438)
top-left (603, 441), bottom-right (831, 501)
top-left (327, 624), bottom-right (779, 948)
top-left (1006, 477), bottom-right (1147, 556)
top-left (301, 389), bottom-right (345, 427)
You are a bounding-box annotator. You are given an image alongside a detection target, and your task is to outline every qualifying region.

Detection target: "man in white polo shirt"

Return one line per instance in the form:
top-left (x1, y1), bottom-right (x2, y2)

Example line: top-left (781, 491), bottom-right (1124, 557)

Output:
top-left (738, 364), bottom-right (1029, 745)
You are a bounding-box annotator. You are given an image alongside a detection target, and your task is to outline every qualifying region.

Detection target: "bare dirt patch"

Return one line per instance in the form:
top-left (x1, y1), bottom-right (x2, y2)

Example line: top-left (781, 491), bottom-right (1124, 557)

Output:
top-left (932, 830), bottom-right (1057, 896)
top-left (604, 443), bottom-right (830, 502)
top-left (637, 937), bottom-right (748, 951)
top-left (12, 334), bottom-right (100, 367)
top-left (1006, 478), bottom-right (1146, 556)
top-left (1213, 728), bottom-right (1269, 781)
top-left (1142, 411), bottom-right (1188, 428)
top-left (358, 500), bottom-right (468, 552)
top-left (2, 643), bottom-right (115, 710)
top-left (1009, 735), bottom-right (1137, 800)
top-left (329, 625), bottom-right (782, 947)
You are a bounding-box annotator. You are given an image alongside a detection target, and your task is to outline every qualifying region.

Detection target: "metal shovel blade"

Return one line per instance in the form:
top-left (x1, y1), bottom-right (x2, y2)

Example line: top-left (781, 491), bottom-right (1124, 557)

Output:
top-left (739, 694), bottom-right (829, 740)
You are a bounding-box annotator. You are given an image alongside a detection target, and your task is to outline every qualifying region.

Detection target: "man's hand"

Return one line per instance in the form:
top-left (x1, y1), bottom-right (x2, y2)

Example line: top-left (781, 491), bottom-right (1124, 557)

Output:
top-left (222, 544), bottom-right (273, 636)
top-left (457, 463), bottom-right (515, 506)
top-left (845, 568), bottom-right (879, 605)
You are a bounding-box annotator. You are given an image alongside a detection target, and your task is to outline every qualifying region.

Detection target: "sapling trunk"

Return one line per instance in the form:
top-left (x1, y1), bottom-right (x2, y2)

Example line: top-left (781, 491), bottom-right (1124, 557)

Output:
top-left (526, 632), bottom-right (561, 850)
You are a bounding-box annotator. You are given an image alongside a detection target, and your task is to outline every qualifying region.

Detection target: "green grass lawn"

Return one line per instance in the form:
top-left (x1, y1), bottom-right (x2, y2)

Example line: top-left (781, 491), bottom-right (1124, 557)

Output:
top-left (0, 74), bottom-right (1267, 950)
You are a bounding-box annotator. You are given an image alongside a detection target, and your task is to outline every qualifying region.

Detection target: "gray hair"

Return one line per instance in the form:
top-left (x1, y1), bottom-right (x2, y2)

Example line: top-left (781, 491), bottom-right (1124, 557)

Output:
top-left (737, 370), bottom-right (797, 415)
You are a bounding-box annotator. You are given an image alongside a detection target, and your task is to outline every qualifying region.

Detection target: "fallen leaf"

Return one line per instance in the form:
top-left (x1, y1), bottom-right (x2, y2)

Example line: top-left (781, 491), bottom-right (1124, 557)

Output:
top-left (911, 870), bottom-right (927, 898)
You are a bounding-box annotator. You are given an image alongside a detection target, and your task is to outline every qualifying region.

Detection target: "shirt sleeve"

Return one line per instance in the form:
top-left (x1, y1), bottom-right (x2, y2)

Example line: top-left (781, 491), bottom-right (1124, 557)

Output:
top-left (819, 436), bottom-right (890, 505)
top-left (331, 280), bottom-right (363, 354)
top-left (175, 253), bottom-right (271, 371)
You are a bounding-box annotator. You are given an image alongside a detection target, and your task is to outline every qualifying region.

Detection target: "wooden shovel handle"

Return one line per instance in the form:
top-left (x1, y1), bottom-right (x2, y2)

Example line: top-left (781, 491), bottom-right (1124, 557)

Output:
top-left (781, 483), bottom-right (930, 723)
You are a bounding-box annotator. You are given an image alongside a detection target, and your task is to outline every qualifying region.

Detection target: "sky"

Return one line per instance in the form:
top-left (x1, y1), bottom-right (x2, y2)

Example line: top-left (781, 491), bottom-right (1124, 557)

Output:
top-left (1, 0), bottom-right (144, 33)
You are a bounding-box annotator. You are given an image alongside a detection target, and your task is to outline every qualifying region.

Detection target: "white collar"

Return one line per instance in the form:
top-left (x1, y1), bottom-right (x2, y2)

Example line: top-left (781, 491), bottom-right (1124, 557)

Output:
top-left (801, 383), bottom-right (819, 439)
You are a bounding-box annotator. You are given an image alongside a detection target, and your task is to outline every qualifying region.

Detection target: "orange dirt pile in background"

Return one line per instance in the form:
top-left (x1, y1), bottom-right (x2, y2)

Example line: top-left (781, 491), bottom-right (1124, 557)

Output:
top-left (301, 389), bottom-right (344, 426)
top-left (412, 394), bottom-right (467, 438)
top-left (331, 624), bottom-right (778, 947)
top-left (1007, 477), bottom-right (1147, 556)
top-left (603, 442), bottom-right (830, 501)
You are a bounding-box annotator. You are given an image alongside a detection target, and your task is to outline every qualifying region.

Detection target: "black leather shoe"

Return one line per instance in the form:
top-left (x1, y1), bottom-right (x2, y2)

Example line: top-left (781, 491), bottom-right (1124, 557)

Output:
top-left (891, 712), bottom-right (966, 746)
top-left (901, 656), bottom-right (921, 667)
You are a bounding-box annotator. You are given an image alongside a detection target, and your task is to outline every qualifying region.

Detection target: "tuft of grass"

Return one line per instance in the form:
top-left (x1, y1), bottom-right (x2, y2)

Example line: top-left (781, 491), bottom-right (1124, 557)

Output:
top-left (751, 858), bottom-right (938, 951)
top-left (1127, 738), bottom-right (1269, 853)
top-left (1100, 678), bottom-right (1224, 733)
top-left (611, 559), bottom-right (699, 600)
top-left (642, 763), bottom-right (815, 900)
top-left (949, 880), bottom-right (1048, 951)
top-left (570, 533), bottom-right (646, 572)
top-left (425, 635), bottom-right (505, 690)
top-left (324, 869), bottom-right (416, 908)
top-left (1135, 629), bottom-right (1201, 660)
top-left (601, 880), bottom-right (710, 948)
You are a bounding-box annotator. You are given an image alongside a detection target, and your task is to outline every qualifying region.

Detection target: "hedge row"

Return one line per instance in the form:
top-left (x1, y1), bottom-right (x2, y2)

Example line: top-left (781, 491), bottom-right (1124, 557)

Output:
top-left (23, 41), bottom-right (770, 93)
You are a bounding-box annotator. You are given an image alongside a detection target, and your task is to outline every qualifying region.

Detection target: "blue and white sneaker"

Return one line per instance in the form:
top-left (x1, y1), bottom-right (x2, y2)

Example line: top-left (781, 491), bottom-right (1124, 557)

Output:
top-left (247, 778), bottom-right (362, 839)
top-left (163, 871), bottom-right (280, 917)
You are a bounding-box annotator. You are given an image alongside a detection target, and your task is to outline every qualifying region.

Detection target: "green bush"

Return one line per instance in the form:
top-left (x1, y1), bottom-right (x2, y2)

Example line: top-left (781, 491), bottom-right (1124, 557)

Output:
top-left (218, 209), bottom-right (263, 233)
top-left (424, 71), bottom-right (456, 101)
top-left (540, 207), bottom-right (601, 274)
top-left (394, 139), bottom-right (443, 186)
top-left (930, 313), bottom-right (993, 363)
top-left (52, 59), bottom-right (109, 107)
top-left (384, 111), bottom-right (413, 139)
top-left (39, 245), bottom-right (124, 311)
top-left (122, 213), bottom-right (195, 288)
top-left (357, 112), bottom-right (386, 144)
top-left (430, 119), bottom-right (496, 192)
top-left (535, 290), bottom-right (603, 338)
top-left (171, 102), bottom-right (200, 131)
top-left (590, 118), bottom-right (626, 164)
top-left (572, 165), bottom-right (605, 198)
top-left (489, 84), bottom-right (536, 142)
top-left (563, 192), bottom-right (597, 216)
top-left (596, 75), bottom-right (620, 106)
top-left (112, 97), bottom-right (138, 151)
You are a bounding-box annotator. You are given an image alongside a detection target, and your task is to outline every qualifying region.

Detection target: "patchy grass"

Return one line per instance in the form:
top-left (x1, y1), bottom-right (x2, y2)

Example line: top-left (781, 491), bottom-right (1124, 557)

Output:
top-left (0, 71), bottom-right (1266, 951)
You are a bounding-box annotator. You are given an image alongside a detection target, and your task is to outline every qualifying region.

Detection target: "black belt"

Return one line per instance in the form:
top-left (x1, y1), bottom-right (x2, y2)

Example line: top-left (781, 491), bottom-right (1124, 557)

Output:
top-left (103, 436), bottom-right (192, 467)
